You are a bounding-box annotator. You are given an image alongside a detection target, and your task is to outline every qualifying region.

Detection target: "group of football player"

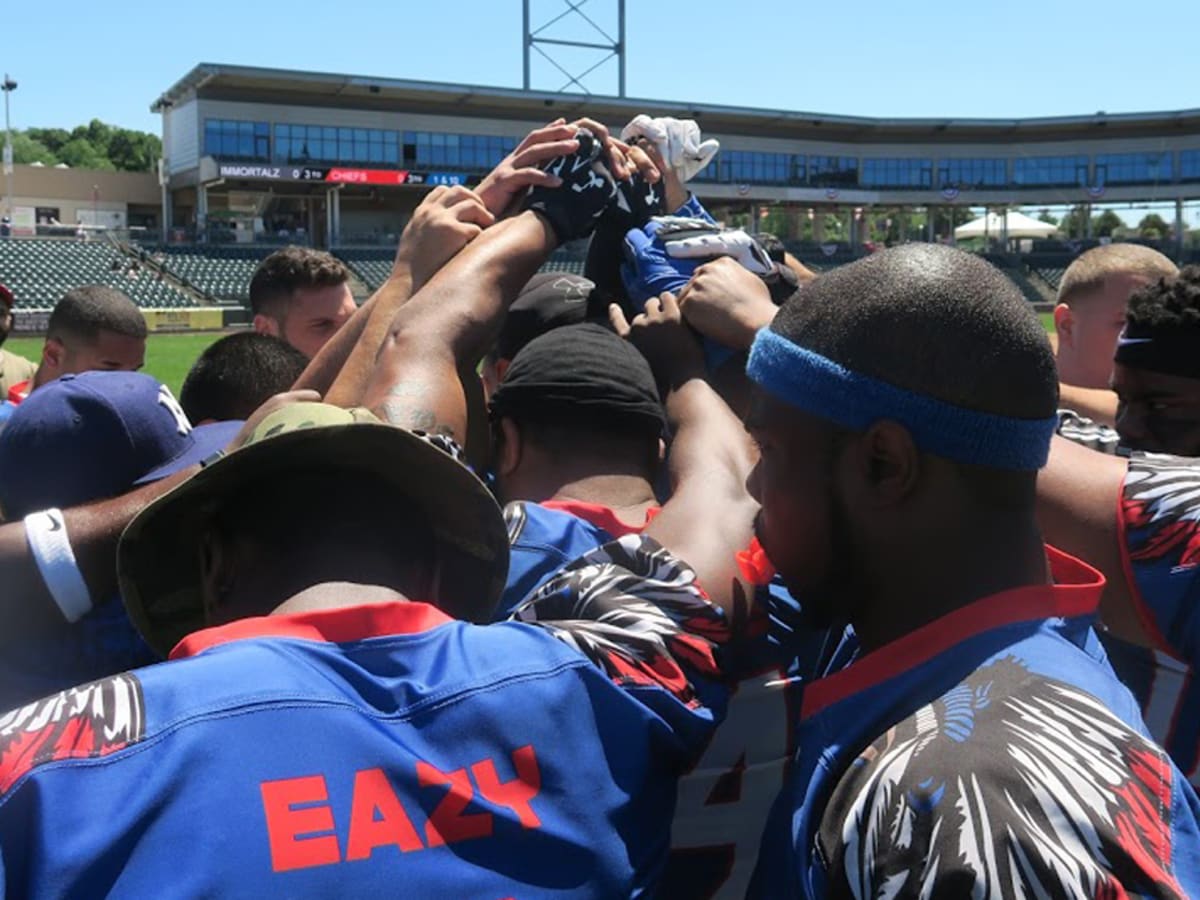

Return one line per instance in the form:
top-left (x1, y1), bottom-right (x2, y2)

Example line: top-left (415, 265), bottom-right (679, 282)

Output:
top-left (0, 114), bottom-right (1198, 897)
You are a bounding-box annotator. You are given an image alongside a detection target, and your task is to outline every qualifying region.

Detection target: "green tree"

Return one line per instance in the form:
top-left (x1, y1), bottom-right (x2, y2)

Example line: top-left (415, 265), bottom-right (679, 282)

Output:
top-left (1092, 209), bottom-right (1123, 238)
top-left (57, 137), bottom-right (114, 171)
top-left (25, 127), bottom-right (70, 156)
top-left (9, 132), bottom-right (56, 165)
top-left (1137, 213), bottom-right (1172, 240)
top-left (1038, 209), bottom-right (1059, 226)
top-left (107, 129), bottom-right (160, 172)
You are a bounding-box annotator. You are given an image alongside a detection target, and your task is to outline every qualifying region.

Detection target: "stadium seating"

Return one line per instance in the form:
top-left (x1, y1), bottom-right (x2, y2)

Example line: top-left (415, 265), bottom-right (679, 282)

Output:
top-left (0, 238), bottom-right (194, 308)
top-left (151, 245), bottom-right (273, 304)
top-left (333, 249), bottom-right (394, 293)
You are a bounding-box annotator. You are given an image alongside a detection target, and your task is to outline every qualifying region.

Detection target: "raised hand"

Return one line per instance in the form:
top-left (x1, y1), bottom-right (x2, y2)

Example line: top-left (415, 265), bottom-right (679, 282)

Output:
top-left (474, 119), bottom-right (579, 219)
top-left (676, 257), bottom-right (779, 352)
top-left (522, 128), bottom-right (619, 243)
top-left (393, 186), bottom-right (495, 290)
top-left (609, 292), bottom-right (705, 392)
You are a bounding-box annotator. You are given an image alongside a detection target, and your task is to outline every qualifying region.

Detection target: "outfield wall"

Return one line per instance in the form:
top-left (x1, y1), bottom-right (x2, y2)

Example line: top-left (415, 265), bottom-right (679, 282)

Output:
top-left (12, 307), bottom-right (243, 335)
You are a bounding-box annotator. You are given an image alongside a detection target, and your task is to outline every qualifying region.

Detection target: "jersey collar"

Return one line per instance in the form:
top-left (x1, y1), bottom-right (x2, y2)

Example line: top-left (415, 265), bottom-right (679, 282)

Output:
top-left (800, 546), bottom-right (1105, 719)
top-left (540, 499), bottom-right (660, 538)
top-left (169, 601), bottom-right (454, 660)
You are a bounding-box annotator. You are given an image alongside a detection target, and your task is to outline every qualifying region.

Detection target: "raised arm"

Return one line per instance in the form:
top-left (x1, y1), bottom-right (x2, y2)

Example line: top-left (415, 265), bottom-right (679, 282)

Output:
top-left (361, 127), bottom-right (626, 444)
top-left (611, 293), bottom-right (758, 618)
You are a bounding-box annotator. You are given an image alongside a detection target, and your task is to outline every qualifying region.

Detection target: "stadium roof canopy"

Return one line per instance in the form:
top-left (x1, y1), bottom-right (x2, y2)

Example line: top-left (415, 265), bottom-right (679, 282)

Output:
top-left (153, 63), bottom-right (1200, 145)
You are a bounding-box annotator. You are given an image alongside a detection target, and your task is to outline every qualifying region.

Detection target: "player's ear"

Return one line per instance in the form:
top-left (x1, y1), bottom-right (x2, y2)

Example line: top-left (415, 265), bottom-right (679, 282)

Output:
top-left (253, 314), bottom-right (280, 338)
top-left (494, 417), bottom-right (523, 479)
top-left (198, 527), bottom-right (237, 624)
top-left (41, 336), bottom-right (65, 370)
top-left (1053, 304), bottom-right (1073, 347)
top-left (846, 421), bottom-right (920, 508)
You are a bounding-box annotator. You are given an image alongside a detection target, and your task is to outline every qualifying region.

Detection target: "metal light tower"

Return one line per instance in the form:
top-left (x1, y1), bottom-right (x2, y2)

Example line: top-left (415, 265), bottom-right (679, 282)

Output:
top-left (2, 74), bottom-right (17, 224)
top-left (523, 0), bottom-right (626, 96)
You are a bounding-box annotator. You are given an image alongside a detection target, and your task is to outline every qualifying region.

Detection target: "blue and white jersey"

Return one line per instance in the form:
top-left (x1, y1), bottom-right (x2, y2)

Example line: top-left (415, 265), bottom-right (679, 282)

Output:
top-left (750, 547), bottom-right (1200, 898)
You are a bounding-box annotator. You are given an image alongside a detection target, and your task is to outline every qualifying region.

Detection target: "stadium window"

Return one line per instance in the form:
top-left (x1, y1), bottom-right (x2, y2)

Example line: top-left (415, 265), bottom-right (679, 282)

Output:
top-left (1012, 155), bottom-right (1089, 187)
top-left (861, 158), bottom-right (932, 189)
top-left (205, 119), bottom-right (271, 162)
top-left (937, 157), bottom-right (1007, 188)
top-left (399, 130), bottom-right (520, 171)
top-left (1093, 152), bottom-right (1173, 186)
top-left (808, 155), bottom-right (859, 188)
top-left (1181, 150), bottom-right (1200, 183)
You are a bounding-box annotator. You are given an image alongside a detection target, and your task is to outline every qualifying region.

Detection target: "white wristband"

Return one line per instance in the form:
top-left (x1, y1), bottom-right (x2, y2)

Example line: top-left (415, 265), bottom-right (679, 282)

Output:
top-left (24, 509), bottom-right (93, 623)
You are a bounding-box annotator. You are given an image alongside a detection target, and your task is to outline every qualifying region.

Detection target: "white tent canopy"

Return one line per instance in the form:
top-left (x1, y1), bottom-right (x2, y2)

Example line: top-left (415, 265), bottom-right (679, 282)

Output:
top-left (954, 210), bottom-right (1059, 240)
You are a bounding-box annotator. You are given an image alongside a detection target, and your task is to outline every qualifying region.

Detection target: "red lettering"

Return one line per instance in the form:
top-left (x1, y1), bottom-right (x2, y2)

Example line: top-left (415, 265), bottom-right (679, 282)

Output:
top-left (260, 775), bottom-right (341, 873)
top-left (471, 745), bottom-right (543, 829)
top-left (416, 762), bottom-right (493, 847)
top-left (345, 768), bottom-right (424, 860)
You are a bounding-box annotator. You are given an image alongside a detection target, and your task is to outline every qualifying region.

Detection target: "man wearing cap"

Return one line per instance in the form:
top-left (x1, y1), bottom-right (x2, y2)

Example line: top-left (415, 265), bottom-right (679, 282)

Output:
top-left (0, 283), bottom-right (35, 398)
top-left (0, 126), bottom-right (739, 897)
top-left (743, 244), bottom-right (1200, 895)
top-left (0, 371), bottom-right (236, 708)
top-left (479, 271), bottom-right (594, 399)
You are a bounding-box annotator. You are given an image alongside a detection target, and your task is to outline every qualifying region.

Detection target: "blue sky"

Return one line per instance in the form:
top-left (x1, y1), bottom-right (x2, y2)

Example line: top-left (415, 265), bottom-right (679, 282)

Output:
top-left (4, 0), bottom-right (1197, 225)
top-left (5, 0), bottom-right (1197, 136)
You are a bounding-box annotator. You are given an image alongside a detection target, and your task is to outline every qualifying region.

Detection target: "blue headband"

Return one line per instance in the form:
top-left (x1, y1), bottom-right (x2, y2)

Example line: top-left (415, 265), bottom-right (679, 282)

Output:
top-left (746, 329), bottom-right (1056, 470)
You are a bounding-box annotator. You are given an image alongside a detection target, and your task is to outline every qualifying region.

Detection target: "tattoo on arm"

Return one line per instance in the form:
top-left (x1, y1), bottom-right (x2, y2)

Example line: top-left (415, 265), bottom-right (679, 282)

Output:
top-left (372, 381), bottom-right (458, 439)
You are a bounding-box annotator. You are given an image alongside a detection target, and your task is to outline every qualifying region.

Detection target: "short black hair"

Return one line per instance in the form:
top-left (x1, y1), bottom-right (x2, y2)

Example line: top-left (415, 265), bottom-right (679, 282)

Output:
top-left (181, 332), bottom-right (309, 423)
top-left (47, 285), bottom-right (146, 342)
top-left (1125, 265), bottom-right (1200, 332)
top-left (771, 244), bottom-right (1058, 421)
top-left (249, 247), bottom-right (349, 319)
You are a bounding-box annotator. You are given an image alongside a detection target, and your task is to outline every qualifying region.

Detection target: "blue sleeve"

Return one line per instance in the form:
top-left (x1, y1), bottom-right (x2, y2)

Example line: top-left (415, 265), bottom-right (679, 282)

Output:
top-left (496, 502), bottom-right (613, 620)
top-left (1120, 454), bottom-right (1200, 665)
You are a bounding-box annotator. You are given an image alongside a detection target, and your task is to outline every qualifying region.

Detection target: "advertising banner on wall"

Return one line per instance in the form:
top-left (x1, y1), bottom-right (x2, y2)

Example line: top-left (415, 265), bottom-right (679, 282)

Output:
top-left (216, 162), bottom-right (474, 187)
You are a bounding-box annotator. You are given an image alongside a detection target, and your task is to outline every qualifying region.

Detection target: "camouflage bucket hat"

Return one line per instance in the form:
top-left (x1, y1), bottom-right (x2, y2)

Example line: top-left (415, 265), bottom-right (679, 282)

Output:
top-left (118, 402), bottom-right (509, 657)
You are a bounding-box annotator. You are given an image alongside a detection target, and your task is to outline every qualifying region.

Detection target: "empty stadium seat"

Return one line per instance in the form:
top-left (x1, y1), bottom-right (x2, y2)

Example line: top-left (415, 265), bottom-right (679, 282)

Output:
top-left (0, 238), bottom-right (194, 309)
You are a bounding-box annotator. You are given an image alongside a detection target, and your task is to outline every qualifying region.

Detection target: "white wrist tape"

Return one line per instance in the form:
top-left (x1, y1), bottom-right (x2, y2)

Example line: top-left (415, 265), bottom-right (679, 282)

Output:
top-left (25, 508), bottom-right (93, 623)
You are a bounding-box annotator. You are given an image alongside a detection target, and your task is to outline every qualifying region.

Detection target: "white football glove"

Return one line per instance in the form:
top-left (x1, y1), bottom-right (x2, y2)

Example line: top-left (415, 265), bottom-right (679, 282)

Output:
top-left (664, 228), bottom-right (774, 276)
top-left (620, 115), bottom-right (720, 184)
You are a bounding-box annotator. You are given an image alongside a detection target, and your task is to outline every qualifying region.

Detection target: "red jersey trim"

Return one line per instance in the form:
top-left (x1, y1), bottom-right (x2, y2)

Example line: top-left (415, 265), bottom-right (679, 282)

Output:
top-left (170, 601), bottom-right (454, 660)
top-left (7, 380), bottom-right (29, 405)
top-left (800, 547), bottom-right (1104, 720)
top-left (540, 499), bottom-right (660, 538)
top-left (1116, 470), bottom-right (1175, 655)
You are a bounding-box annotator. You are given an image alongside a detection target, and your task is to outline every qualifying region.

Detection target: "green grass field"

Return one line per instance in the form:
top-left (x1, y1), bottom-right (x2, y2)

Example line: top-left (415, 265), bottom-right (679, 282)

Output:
top-left (5, 313), bottom-right (1058, 399)
top-left (5, 332), bottom-right (224, 397)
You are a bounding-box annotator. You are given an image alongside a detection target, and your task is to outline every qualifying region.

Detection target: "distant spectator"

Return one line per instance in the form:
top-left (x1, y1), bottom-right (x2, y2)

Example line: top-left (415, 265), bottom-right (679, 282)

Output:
top-left (249, 246), bottom-right (356, 359)
top-left (8, 285), bottom-right (147, 404)
top-left (180, 332), bottom-right (308, 424)
top-left (1054, 244), bottom-right (1177, 389)
top-left (0, 283), bottom-right (36, 399)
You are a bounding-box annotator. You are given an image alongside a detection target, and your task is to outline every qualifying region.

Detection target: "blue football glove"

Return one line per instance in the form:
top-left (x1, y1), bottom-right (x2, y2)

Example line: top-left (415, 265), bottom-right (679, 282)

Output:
top-left (620, 217), bottom-right (718, 307)
top-left (621, 217), bottom-right (739, 372)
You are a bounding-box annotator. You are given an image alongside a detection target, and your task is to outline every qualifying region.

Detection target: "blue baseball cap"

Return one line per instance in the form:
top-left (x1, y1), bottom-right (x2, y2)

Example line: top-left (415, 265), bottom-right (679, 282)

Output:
top-left (0, 371), bottom-right (240, 520)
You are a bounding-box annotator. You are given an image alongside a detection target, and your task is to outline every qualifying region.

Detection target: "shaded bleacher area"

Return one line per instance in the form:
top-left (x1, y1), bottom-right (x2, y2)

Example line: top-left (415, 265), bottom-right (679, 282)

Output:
top-left (0, 238), bottom-right (194, 309)
top-left (332, 248), bottom-right (394, 293)
top-left (147, 246), bottom-right (268, 305)
top-left (6, 234), bottom-right (1191, 318)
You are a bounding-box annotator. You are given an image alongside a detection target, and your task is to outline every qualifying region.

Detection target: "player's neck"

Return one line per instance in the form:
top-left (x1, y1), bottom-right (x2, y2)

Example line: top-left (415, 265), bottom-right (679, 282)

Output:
top-left (271, 582), bottom-right (415, 617)
top-left (851, 518), bottom-right (1049, 654)
top-left (549, 474), bottom-right (657, 519)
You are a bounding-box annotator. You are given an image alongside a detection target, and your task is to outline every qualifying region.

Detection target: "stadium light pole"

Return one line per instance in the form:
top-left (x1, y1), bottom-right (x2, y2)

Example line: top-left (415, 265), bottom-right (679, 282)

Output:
top-left (2, 74), bottom-right (16, 225)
